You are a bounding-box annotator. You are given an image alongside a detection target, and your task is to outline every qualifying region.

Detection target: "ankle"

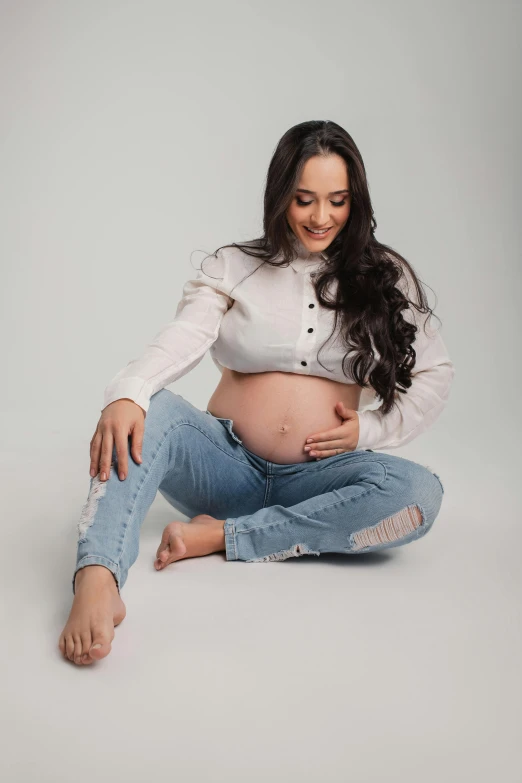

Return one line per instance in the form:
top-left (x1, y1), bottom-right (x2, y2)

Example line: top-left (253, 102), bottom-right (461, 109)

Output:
top-left (74, 565), bottom-right (118, 592)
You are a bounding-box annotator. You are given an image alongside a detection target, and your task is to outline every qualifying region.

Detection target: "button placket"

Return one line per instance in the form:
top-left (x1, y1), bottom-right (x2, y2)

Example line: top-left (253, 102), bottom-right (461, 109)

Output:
top-left (299, 271), bottom-right (319, 368)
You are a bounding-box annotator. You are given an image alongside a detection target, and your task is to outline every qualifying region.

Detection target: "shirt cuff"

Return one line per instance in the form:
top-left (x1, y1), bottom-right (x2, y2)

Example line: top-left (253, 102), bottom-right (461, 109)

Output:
top-left (102, 377), bottom-right (153, 415)
top-left (356, 410), bottom-right (380, 451)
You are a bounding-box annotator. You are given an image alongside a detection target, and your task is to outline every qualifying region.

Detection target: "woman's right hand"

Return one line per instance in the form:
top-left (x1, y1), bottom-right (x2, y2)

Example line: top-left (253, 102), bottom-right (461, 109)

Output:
top-left (90, 399), bottom-right (146, 482)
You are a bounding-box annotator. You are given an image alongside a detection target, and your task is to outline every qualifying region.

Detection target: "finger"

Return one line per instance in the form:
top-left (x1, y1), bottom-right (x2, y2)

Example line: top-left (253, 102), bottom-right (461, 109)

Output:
top-left (312, 448), bottom-right (346, 459)
top-left (90, 432), bottom-right (102, 477)
top-left (99, 428), bottom-right (114, 481)
top-left (338, 406), bottom-right (358, 417)
top-left (308, 438), bottom-right (346, 452)
top-left (306, 421), bottom-right (358, 449)
top-left (306, 427), bottom-right (345, 444)
top-left (115, 430), bottom-right (130, 480)
top-left (131, 422), bottom-right (144, 466)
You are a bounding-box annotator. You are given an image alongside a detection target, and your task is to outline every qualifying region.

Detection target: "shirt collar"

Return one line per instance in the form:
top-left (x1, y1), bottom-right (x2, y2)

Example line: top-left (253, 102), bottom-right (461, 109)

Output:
top-left (288, 235), bottom-right (328, 274)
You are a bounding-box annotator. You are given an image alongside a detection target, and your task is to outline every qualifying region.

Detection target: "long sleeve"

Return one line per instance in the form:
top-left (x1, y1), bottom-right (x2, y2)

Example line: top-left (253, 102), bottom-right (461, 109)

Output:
top-left (102, 250), bottom-right (233, 414)
top-left (356, 266), bottom-right (455, 451)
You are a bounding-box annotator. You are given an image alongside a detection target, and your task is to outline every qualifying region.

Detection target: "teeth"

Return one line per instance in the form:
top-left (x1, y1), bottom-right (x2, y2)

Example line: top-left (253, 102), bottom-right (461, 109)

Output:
top-left (307, 228), bottom-right (330, 234)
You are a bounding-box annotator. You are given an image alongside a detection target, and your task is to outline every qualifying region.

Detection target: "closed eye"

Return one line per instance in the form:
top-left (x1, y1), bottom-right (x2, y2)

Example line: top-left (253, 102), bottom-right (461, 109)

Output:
top-left (296, 197), bottom-right (346, 207)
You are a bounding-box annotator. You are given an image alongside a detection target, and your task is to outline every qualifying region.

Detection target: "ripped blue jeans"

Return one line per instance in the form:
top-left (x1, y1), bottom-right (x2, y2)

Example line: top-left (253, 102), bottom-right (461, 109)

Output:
top-left (73, 388), bottom-right (445, 593)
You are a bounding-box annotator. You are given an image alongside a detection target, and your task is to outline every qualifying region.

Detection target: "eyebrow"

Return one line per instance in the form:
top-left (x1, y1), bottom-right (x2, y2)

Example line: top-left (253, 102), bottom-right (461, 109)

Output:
top-left (296, 188), bottom-right (350, 195)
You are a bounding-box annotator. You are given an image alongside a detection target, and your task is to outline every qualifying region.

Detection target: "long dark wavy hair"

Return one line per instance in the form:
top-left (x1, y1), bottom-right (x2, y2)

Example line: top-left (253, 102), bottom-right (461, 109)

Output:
top-left (199, 119), bottom-right (440, 415)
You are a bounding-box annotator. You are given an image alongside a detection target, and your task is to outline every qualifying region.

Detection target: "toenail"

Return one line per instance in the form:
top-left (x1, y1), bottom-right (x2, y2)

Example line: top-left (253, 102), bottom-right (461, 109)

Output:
top-left (91, 644), bottom-right (102, 650)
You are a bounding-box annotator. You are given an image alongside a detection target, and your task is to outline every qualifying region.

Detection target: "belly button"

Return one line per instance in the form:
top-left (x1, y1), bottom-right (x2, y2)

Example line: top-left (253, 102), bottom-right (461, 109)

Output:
top-left (279, 424), bottom-right (290, 433)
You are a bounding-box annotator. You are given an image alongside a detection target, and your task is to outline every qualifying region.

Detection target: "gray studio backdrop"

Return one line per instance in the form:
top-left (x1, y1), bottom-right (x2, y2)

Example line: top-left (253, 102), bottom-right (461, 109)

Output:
top-left (1, 1), bottom-right (520, 782)
top-left (2, 2), bottom-right (519, 481)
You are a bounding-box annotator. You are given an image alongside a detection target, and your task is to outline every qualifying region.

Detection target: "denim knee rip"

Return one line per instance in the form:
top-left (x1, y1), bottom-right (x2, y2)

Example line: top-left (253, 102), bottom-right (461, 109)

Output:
top-left (77, 467), bottom-right (114, 541)
top-left (349, 503), bottom-right (424, 552)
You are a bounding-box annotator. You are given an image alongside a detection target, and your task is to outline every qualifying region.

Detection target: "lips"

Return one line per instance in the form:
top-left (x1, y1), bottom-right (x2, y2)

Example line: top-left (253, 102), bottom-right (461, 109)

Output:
top-left (304, 226), bottom-right (332, 236)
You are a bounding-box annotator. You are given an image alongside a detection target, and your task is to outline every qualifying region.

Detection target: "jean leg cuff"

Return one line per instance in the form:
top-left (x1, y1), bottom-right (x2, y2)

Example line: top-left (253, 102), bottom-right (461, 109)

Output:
top-left (224, 519), bottom-right (238, 561)
top-left (73, 556), bottom-right (121, 595)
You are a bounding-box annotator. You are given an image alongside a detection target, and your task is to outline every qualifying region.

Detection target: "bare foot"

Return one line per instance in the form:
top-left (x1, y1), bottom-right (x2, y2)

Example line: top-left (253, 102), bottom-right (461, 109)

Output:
top-left (58, 565), bottom-right (126, 665)
top-left (154, 514), bottom-right (225, 570)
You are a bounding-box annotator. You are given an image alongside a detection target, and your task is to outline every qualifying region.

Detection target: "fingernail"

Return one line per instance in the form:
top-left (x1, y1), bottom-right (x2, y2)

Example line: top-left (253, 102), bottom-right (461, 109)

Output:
top-left (90, 469), bottom-right (95, 477)
top-left (101, 472), bottom-right (106, 481)
top-left (119, 472), bottom-right (125, 481)
top-left (306, 438), bottom-right (314, 443)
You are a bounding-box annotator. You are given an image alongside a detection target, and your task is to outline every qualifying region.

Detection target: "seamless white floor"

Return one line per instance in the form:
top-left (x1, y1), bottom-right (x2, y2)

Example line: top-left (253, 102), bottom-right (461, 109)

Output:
top-left (1, 429), bottom-right (520, 783)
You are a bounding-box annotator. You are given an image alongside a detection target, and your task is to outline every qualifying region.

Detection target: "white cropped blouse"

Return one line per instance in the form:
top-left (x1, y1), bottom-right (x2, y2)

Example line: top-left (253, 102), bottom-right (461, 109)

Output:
top-left (103, 240), bottom-right (455, 451)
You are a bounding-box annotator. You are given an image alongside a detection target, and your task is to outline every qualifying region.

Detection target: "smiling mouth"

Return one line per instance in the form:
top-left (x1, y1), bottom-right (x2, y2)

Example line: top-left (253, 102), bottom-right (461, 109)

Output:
top-left (304, 226), bottom-right (332, 235)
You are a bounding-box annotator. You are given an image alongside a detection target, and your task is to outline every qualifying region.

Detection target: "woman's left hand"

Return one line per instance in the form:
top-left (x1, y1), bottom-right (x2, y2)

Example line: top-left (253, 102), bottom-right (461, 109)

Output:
top-left (304, 401), bottom-right (360, 459)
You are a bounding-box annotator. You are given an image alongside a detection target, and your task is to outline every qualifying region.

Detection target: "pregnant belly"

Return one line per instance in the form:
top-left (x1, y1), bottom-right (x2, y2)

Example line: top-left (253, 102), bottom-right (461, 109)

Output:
top-left (206, 368), bottom-right (364, 465)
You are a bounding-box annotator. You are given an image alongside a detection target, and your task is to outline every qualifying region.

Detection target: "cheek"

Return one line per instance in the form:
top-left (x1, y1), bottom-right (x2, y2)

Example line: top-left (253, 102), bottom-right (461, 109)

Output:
top-left (335, 206), bottom-right (350, 226)
top-left (286, 205), bottom-right (302, 229)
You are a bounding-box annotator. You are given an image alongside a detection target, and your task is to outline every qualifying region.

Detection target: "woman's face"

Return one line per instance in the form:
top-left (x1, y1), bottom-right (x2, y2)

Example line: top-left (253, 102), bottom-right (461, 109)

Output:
top-left (286, 153), bottom-right (351, 252)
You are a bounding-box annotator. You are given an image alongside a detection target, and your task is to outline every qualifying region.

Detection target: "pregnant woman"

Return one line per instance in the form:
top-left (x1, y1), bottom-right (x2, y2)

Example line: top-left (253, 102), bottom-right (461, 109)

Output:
top-left (59, 119), bottom-right (455, 665)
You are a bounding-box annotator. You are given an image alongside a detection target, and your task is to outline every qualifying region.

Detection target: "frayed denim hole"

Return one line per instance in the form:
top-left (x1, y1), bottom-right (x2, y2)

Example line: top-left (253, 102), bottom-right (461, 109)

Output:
top-left (349, 503), bottom-right (424, 552)
top-left (246, 543), bottom-right (321, 563)
top-left (77, 467), bottom-right (113, 542)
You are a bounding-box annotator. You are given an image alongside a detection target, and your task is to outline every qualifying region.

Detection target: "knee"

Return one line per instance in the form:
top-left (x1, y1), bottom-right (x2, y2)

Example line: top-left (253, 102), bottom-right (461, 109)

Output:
top-left (147, 388), bottom-right (178, 414)
top-left (400, 462), bottom-right (444, 524)
top-left (142, 390), bottom-right (198, 451)
top-left (145, 389), bottom-right (187, 427)
top-left (418, 465), bottom-right (445, 522)
top-left (348, 465), bottom-right (444, 553)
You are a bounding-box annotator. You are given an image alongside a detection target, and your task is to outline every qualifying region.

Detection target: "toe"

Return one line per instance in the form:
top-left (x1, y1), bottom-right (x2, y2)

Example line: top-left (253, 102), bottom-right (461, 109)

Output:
top-left (155, 530), bottom-right (173, 569)
top-left (65, 634), bottom-right (75, 662)
top-left (166, 529), bottom-right (187, 563)
top-left (73, 635), bottom-right (83, 665)
top-left (89, 641), bottom-right (111, 660)
top-left (159, 547), bottom-right (170, 563)
top-left (156, 526), bottom-right (171, 559)
top-left (80, 631), bottom-right (92, 663)
top-left (89, 625), bottom-right (114, 660)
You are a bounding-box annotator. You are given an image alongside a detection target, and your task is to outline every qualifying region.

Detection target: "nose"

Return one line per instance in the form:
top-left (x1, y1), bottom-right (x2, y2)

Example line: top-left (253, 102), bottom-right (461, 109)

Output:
top-left (310, 203), bottom-right (330, 226)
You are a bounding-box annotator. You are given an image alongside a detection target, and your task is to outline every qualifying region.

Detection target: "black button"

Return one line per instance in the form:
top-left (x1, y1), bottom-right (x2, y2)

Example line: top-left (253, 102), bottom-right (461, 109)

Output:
top-left (307, 328), bottom-right (313, 333)
top-left (301, 361), bottom-right (307, 366)
top-left (308, 303), bottom-right (315, 308)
